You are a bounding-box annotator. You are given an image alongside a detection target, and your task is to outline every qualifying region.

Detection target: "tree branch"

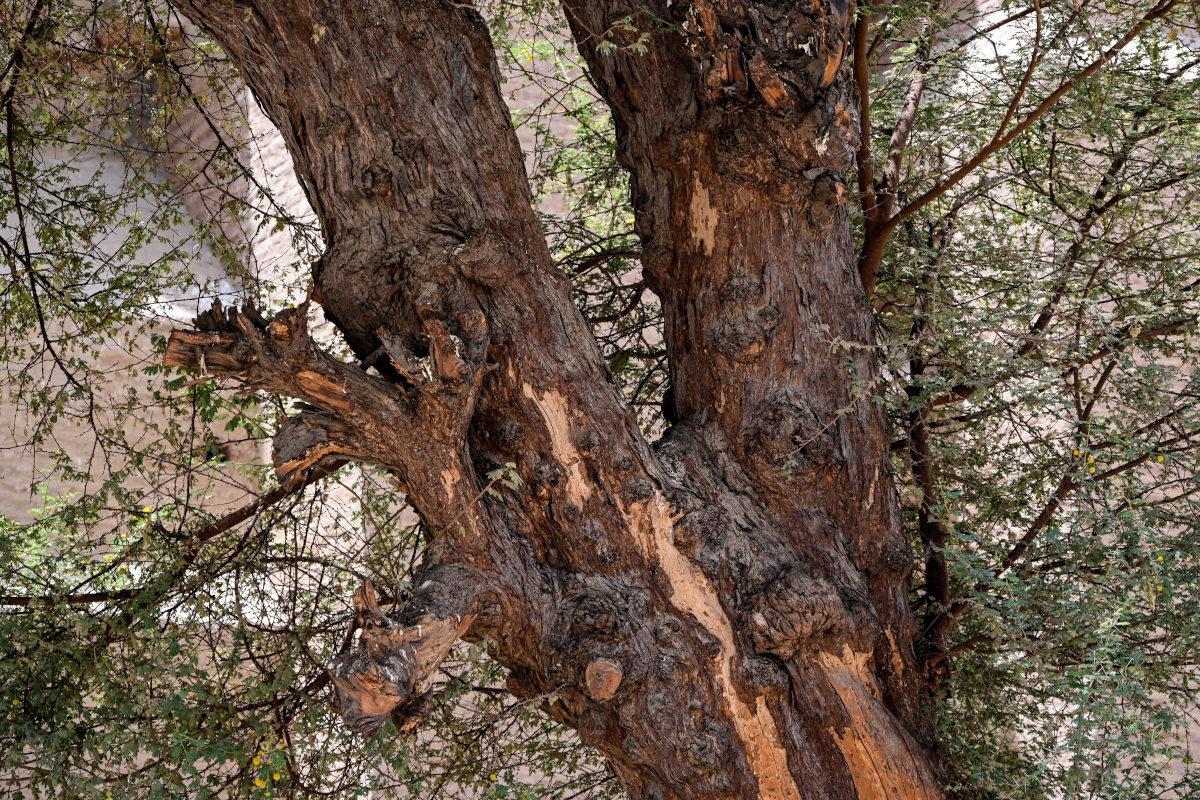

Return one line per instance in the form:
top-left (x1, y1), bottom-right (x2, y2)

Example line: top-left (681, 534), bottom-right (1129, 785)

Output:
top-left (857, 0), bottom-right (1180, 288)
top-left (854, 9), bottom-right (876, 226)
top-left (163, 299), bottom-right (491, 544)
top-left (890, 0), bottom-right (1178, 229)
top-left (0, 465), bottom-right (335, 609)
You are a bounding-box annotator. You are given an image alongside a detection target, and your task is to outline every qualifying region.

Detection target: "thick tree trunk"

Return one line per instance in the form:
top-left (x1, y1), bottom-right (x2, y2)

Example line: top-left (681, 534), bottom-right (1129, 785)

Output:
top-left (165, 1), bottom-right (947, 797)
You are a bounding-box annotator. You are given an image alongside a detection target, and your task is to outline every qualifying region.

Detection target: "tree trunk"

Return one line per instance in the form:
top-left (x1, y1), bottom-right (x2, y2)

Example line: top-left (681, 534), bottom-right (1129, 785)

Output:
top-left (164, 1), bottom-right (947, 797)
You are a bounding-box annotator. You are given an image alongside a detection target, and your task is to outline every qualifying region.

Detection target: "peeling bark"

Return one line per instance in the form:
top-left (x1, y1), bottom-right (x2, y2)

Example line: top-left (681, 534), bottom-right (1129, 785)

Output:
top-left (164, 1), bottom-right (948, 797)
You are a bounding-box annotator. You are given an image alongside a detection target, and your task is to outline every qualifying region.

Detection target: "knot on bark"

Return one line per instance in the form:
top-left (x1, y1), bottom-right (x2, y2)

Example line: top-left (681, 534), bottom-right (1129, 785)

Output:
top-left (584, 658), bottom-right (624, 701)
top-left (556, 576), bottom-right (649, 642)
top-left (451, 230), bottom-right (520, 288)
top-left (671, 505), bottom-right (729, 579)
top-left (710, 275), bottom-right (780, 361)
top-left (743, 389), bottom-right (840, 478)
top-left (550, 576), bottom-right (652, 692)
top-left (743, 565), bottom-right (847, 658)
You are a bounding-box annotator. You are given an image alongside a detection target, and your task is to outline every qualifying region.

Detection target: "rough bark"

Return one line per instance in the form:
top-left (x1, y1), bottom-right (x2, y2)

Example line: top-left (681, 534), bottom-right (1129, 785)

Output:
top-left (165, 1), bottom-right (947, 798)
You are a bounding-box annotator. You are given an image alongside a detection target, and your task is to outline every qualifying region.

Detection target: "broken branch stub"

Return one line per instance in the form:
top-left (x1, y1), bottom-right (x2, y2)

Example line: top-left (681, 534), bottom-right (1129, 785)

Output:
top-left (161, 299), bottom-right (488, 493)
top-left (162, 299), bottom-right (350, 412)
top-left (584, 657), bottom-right (624, 701)
top-left (330, 580), bottom-right (477, 736)
top-left (163, 299), bottom-right (387, 486)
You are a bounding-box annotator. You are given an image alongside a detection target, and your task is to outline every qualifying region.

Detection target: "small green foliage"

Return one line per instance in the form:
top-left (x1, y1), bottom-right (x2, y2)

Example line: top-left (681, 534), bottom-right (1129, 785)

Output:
top-left (485, 462), bottom-right (523, 499)
top-left (866, 0), bottom-right (1200, 794)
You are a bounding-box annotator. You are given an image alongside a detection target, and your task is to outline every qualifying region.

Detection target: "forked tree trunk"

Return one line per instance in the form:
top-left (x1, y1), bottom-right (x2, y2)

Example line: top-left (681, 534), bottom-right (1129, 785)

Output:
top-left (164, 1), bottom-right (947, 797)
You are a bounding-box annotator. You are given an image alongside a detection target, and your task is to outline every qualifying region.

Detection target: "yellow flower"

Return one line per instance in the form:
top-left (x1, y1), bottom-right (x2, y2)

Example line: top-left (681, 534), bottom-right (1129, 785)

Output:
top-left (490, 773), bottom-right (497, 782)
top-left (1157, 455), bottom-right (1165, 462)
top-left (1073, 449), bottom-right (1080, 455)
top-left (273, 773), bottom-right (281, 781)
top-left (141, 506), bottom-right (151, 513)
top-left (1087, 457), bottom-right (1094, 463)
top-left (1156, 585), bottom-right (1163, 592)
top-left (255, 778), bottom-right (267, 788)
top-left (253, 757), bottom-right (261, 766)
top-left (1157, 556), bottom-right (1164, 562)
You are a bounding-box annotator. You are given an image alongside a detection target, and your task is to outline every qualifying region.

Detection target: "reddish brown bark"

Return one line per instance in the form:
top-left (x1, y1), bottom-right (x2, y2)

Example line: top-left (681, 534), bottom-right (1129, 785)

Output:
top-left (165, 1), bottom-right (947, 797)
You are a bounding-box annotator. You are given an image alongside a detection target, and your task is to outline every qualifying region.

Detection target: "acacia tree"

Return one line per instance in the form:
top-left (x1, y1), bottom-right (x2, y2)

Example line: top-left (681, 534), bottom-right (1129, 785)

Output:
top-left (3, 0), bottom-right (1200, 798)
top-left (152, 0), bottom-right (956, 794)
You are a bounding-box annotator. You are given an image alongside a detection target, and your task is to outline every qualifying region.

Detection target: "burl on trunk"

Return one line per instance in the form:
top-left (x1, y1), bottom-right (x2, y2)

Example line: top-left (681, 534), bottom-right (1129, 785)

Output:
top-left (164, 0), bottom-right (946, 797)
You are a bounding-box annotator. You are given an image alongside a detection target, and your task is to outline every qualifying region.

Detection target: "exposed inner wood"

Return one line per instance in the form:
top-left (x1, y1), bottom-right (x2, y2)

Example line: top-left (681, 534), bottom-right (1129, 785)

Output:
top-left (584, 658), bottom-right (624, 701)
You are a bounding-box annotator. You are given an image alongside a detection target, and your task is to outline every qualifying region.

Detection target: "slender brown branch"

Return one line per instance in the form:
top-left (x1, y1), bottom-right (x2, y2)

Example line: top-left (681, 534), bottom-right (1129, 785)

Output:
top-left (1089, 404), bottom-right (1192, 450)
top-left (189, 464), bottom-right (340, 547)
top-left (883, 64), bottom-right (929, 198)
top-left (858, 12), bottom-right (934, 294)
top-left (995, 473), bottom-right (1077, 580)
top-left (986, 426), bottom-right (1200, 588)
top-left (1093, 443), bottom-right (1178, 483)
top-left (991, 331), bottom-right (1177, 580)
top-left (988, 0), bottom-right (1042, 148)
top-left (1072, 316), bottom-right (1198, 368)
top-left (0, 0), bottom-right (47, 107)
top-left (6, 61), bottom-right (87, 393)
top-left (858, 0), bottom-right (1180, 289)
top-left (936, 3), bottom-right (1046, 65)
top-left (0, 588), bottom-right (142, 608)
top-left (926, 116), bottom-right (1192, 410)
top-left (854, 8), bottom-right (876, 222)
top-left (889, 0), bottom-right (1178, 230)
top-left (0, 468), bottom-right (336, 608)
